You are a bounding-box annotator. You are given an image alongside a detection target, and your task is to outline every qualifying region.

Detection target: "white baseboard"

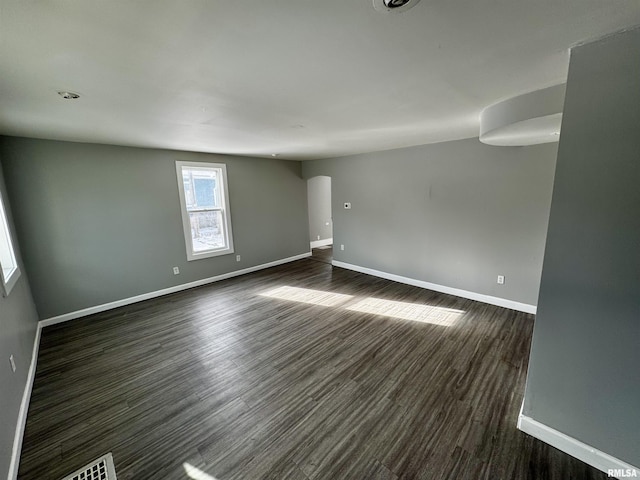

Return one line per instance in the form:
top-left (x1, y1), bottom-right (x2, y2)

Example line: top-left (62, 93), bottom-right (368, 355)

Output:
top-left (331, 260), bottom-right (537, 314)
top-left (40, 252), bottom-right (311, 328)
top-left (310, 238), bottom-right (333, 249)
top-left (518, 412), bottom-right (639, 479)
top-left (8, 323), bottom-right (42, 480)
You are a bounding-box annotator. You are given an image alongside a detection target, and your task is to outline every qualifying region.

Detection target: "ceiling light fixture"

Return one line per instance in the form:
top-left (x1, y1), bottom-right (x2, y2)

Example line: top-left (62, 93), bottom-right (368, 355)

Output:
top-left (373, 0), bottom-right (421, 13)
top-left (384, 0), bottom-right (411, 8)
top-left (57, 91), bottom-right (80, 99)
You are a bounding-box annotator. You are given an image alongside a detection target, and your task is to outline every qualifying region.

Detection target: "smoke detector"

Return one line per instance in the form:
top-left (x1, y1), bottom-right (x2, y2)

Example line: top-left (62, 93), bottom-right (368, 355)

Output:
top-left (373, 0), bottom-right (422, 13)
top-left (58, 91), bottom-right (80, 99)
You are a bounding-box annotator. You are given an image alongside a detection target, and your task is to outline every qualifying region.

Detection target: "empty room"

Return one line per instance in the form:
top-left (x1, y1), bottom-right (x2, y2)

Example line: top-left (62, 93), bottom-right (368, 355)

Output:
top-left (1, 1), bottom-right (639, 479)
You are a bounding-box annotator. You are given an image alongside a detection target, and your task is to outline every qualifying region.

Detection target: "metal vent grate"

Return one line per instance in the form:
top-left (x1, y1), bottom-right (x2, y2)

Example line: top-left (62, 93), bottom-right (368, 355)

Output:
top-left (60, 453), bottom-right (117, 480)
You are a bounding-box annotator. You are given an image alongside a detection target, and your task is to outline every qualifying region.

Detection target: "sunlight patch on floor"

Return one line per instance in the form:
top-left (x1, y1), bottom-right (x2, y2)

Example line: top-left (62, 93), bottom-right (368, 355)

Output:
top-left (346, 297), bottom-right (464, 326)
top-left (183, 463), bottom-right (218, 480)
top-left (259, 285), bottom-right (353, 307)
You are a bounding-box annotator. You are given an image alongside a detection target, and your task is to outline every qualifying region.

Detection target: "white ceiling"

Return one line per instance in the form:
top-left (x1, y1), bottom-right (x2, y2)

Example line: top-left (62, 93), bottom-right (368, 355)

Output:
top-left (1, 1), bottom-right (639, 160)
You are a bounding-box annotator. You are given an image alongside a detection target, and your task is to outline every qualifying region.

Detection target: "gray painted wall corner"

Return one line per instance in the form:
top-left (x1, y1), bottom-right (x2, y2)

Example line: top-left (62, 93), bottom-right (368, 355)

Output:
top-left (302, 138), bottom-right (557, 307)
top-left (0, 156), bottom-right (39, 480)
top-left (0, 137), bottom-right (310, 319)
top-left (522, 26), bottom-right (640, 467)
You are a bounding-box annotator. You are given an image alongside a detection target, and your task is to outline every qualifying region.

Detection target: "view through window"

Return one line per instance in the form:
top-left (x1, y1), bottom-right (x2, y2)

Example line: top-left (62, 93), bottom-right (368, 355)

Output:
top-left (176, 161), bottom-right (234, 260)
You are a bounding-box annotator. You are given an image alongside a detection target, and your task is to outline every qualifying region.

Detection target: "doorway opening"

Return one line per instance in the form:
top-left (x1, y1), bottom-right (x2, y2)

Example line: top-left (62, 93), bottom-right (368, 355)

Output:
top-left (307, 175), bottom-right (332, 264)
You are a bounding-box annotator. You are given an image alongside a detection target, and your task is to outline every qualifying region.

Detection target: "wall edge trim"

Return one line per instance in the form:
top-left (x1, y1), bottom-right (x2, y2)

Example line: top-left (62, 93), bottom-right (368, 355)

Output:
top-left (8, 323), bottom-right (41, 480)
top-left (332, 260), bottom-right (537, 314)
top-left (518, 411), bottom-right (639, 478)
top-left (40, 252), bottom-right (312, 328)
top-left (310, 238), bottom-right (333, 249)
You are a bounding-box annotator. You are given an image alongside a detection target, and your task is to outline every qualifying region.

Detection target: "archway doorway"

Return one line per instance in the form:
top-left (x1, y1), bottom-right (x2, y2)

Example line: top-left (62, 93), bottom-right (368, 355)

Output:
top-left (307, 175), bottom-right (332, 264)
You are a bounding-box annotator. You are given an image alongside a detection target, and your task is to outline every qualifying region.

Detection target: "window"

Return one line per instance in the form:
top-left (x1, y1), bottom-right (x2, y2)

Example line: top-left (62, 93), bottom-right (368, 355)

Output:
top-left (176, 161), bottom-right (234, 260)
top-left (0, 191), bottom-right (20, 296)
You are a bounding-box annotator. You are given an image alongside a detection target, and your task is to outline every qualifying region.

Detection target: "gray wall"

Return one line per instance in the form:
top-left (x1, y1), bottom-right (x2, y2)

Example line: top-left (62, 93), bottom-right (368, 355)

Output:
top-left (307, 176), bottom-right (333, 243)
top-left (523, 28), bottom-right (640, 467)
top-left (0, 159), bottom-right (39, 479)
top-left (0, 137), bottom-right (309, 319)
top-left (302, 138), bottom-right (557, 306)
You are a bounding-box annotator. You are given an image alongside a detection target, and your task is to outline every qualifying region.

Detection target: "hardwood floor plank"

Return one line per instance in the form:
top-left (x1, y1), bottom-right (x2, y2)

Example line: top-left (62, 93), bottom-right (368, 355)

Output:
top-left (18, 254), bottom-right (607, 479)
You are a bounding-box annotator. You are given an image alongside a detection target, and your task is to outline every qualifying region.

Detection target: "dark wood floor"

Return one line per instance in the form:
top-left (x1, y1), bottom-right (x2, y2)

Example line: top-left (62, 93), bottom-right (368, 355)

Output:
top-left (19, 256), bottom-right (606, 480)
top-left (309, 246), bottom-right (332, 265)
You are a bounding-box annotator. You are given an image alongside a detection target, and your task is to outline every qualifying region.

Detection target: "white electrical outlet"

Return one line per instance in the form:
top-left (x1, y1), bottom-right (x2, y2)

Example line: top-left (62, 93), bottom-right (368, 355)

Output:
top-left (497, 275), bottom-right (505, 285)
top-left (9, 355), bottom-right (16, 373)
top-left (340, 244), bottom-right (345, 251)
top-left (317, 235), bottom-right (320, 240)
top-left (236, 255), bottom-right (241, 262)
top-left (344, 202), bottom-right (351, 209)
top-left (173, 267), bottom-right (180, 275)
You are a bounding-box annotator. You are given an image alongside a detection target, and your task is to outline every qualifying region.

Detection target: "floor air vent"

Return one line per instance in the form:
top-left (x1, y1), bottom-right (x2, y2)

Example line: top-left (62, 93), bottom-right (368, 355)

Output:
top-left (60, 453), bottom-right (117, 480)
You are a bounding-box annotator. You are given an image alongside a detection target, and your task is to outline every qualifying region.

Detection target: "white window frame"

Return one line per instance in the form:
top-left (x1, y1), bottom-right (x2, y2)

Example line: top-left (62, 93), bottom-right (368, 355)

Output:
top-left (0, 190), bottom-right (21, 297)
top-left (175, 161), bottom-right (234, 261)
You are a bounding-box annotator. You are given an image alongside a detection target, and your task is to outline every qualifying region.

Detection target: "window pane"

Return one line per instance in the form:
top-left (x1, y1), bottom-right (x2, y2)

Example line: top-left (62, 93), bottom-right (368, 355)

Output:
top-left (0, 226), bottom-right (16, 278)
top-left (182, 167), bottom-right (220, 210)
top-left (0, 193), bottom-right (19, 288)
top-left (189, 210), bottom-right (226, 252)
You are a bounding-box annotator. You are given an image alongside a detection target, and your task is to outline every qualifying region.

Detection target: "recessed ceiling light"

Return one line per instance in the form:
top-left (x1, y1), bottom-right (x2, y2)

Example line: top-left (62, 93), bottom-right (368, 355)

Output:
top-left (271, 154), bottom-right (279, 157)
top-left (58, 91), bottom-right (80, 99)
top-left (384, 0), bottom-right (411, 8)
top-left (373, 0), bottom-right (422, 13)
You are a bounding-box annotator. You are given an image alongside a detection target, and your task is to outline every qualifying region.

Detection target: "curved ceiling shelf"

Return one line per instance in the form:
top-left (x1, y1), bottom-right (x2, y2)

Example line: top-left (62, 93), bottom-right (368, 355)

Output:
top-left (480, 84), bottom-right (566, 146)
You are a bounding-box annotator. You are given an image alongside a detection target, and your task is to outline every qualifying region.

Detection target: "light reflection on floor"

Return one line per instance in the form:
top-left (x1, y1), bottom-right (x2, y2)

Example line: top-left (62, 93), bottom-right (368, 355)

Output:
top-left (347, 297), bottom-right (464, 326)
top-left (260, 286), bottom-right (465, 326)
top-left (183, 463), bottom-right (218, 480)
top-left (259, 285), bottom-right (353, 307)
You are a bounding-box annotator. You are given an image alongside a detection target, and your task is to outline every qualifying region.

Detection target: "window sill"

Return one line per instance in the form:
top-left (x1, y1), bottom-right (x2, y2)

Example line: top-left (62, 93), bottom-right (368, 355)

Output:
top-left (186, 247), bottom-right (235, 261)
